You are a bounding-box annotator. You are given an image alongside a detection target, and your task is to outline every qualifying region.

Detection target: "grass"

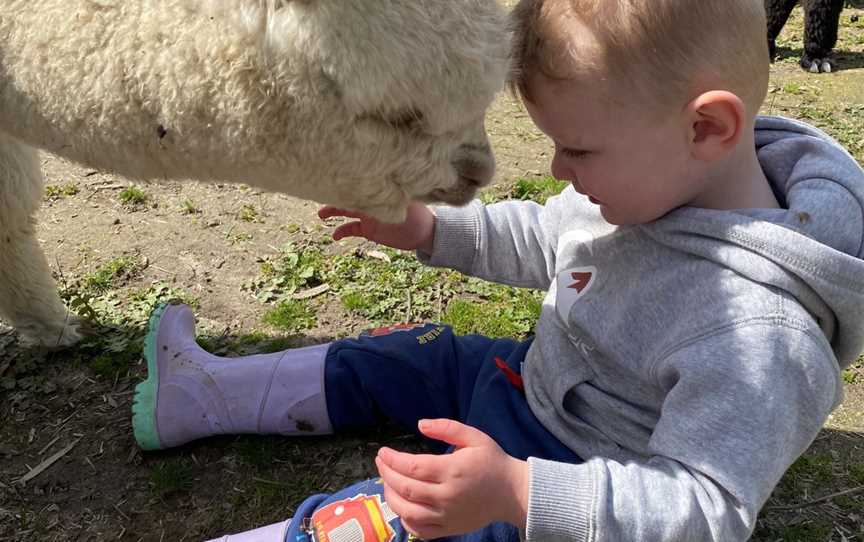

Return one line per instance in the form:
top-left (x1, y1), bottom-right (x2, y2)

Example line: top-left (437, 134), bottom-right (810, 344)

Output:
top-left (510, 176), bottom-right (569, 203)
top-left (232, 437), bottom-right (286, 469)
top-left (54, 276), bottom-right (199, 379)
top-left (770, 521), bottom-right (834, 542)
top-left (262, 299), bottom-right (317, 333)
top-left (238, 204), bottom-right (260, 222)
top-left (119, 185), bottom-right (149, 206)
top-left (181, 199), bottom-right (200, 215)
top-left (481, 176), bottom-right (569, 205)
top-left (244, 241), bottom-right (545, 342)
top-left (442, 295), bottom-right (540, 338)
top-left (83, 255), bottom-right (142, 293)
top-left (149, 459), bottom-right (195, 497)
top-left (44, 182), bottom-right (79, 199)
top-left (243, 242), bottom-right (327, 303)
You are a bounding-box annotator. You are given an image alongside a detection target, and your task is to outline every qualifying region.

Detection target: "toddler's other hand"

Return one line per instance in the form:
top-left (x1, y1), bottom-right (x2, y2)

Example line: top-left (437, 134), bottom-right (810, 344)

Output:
top-left (375, 418), bottom-right (529, 539)
top-left (318, 201), bottom-right (435, 253)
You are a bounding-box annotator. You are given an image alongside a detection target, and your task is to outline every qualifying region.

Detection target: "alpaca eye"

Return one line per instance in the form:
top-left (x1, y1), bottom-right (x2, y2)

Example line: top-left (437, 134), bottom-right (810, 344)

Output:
top-left (357, 109), bottom-right (425, 132)
top-left (387, 109), bottom-right (425, 131)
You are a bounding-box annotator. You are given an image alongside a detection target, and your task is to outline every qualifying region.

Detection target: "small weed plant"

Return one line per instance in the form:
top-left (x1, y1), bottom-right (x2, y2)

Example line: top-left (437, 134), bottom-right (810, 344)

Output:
top-left (44, 182), bottom-right (79, 200)
top-left (119, 185), bottom-right (148, 206)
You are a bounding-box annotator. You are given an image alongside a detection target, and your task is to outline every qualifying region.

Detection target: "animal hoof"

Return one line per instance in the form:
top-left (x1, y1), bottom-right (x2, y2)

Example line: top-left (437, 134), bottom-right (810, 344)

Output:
top-left (802, 56), bottom-right (834, 74)
top-left (18, 313), bottom-right (91, 350)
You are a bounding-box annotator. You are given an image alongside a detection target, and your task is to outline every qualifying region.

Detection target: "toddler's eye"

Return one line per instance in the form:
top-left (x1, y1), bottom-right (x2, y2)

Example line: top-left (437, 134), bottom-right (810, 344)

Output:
top-left (561, 148), bottom-right (590, 159)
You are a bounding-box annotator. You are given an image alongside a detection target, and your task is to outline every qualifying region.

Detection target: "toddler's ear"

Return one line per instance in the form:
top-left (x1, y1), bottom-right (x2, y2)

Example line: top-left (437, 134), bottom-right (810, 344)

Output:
top-left (685, 91), bottom-right (746, 162)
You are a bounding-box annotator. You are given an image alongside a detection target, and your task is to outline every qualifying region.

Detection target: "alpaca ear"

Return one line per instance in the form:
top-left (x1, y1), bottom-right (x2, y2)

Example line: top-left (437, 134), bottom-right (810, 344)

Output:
top-left (685, 91), bottom-right (745, 162)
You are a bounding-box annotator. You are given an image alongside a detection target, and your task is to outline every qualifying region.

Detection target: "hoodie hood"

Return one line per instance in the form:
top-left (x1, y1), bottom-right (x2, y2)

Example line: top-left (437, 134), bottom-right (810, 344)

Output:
top-left (645, 116), bottom-right (864, 368)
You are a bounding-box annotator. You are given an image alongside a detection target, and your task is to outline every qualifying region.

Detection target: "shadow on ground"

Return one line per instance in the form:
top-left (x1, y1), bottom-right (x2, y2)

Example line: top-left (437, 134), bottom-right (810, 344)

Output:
top-left (774, 46), bottom-right (864, 71)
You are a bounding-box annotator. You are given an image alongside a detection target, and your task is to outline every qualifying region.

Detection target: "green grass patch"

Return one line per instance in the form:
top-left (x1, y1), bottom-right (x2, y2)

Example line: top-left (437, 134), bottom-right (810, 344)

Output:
top-left (44, 182), bottom-right (79, 199)
top-left (238, 204), bottom-right (260, 223)
top-left (194, 332), bottom-right (297, 358)
top-left (329, 249), bottom-right (461, 323)
top-left (232, 437), bottom-right (284, 470)
top-left (771, 521), bottom-right (833, 542)
top-left (250, 479), bottom-right (295, 510)
top-left (777, 453), bottom-right (836, 498)
top-left (119, 185), bottom-right (148, 206)
top-left (849, 463), bottom-right (864, 485)
top-left (244, 242), bottom-right (327, 302)
top-left (262, 299), bottom-right (316, 333)
top-left (181, 199), bottom-right (200, 215)
top-left (83, 256), bottom-right (143, 293)
top-left (511, 176), bottom-right (569, 204)
top-left (149, 459), bottom-right (194, 497)
top-left (842, 358), bottom-right (863, 384)
top-left (442, 283), bottom-right (542, 338)
top-left (57, 278), bottom-right (197, 379)
top-left (246, 242), bottom-right (545, 339)
top-left (796, 104), bottom-right (864, 161)
top-left (87, 345), bottom-right (141, 378)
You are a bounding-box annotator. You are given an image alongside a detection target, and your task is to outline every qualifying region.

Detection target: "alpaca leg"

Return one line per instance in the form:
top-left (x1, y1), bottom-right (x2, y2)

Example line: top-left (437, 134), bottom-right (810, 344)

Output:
top-left (801, 0), bottom-right (844, 72)
top-left (0, 134), bottom-right (84, 347)
top-left (765, 0), bottom-right (801, 60)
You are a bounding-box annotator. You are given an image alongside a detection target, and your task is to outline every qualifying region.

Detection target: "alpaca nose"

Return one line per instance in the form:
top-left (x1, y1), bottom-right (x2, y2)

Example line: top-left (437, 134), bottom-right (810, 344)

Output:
top-left (453, 142), bottom-right (495, 188)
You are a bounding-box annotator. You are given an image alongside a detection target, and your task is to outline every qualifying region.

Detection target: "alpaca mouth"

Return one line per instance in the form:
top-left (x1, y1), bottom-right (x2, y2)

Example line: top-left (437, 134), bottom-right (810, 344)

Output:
top-left (421, 144), bottom-right (496, 206)
top-left (426, 178), bottom-right (482, 206)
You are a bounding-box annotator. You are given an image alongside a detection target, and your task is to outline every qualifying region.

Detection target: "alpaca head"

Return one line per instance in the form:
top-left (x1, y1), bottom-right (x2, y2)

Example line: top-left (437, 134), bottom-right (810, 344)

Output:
top-left (249, 1), bottom-right (511, 222)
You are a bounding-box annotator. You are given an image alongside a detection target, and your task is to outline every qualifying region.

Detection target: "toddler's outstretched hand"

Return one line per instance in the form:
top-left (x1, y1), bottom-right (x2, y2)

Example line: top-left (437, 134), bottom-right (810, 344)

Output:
top-left (375, 419), bottom-right (529, 539)
top-left (318, 201), bottom-right (435, 253)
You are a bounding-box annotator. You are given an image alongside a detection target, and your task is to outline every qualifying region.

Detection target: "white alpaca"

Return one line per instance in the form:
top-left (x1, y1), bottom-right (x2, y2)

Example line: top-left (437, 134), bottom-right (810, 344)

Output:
top-left (0, 0), bottom-right (510, 347)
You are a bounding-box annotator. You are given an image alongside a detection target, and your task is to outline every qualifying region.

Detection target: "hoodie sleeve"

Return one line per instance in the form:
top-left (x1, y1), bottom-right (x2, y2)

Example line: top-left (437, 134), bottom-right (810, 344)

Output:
top-left (416, 195), bottom-right (567, 290)
top-left (525, 320), bottom-right (840, 542)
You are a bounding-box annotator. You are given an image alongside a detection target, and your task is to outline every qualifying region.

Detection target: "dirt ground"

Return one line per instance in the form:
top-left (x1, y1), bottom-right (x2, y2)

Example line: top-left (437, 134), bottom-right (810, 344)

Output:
top-left (2, 6), bottom-right (864, 542)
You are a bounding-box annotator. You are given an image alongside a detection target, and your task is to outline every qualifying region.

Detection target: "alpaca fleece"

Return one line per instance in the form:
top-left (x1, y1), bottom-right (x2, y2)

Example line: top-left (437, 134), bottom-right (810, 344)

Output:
top-left (0, 0), bottom-right (510, 347)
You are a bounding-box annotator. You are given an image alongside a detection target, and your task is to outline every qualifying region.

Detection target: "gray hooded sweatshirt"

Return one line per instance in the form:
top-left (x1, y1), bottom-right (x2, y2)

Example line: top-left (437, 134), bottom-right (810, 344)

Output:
top-left (419, 116), bottom-right (864, 541)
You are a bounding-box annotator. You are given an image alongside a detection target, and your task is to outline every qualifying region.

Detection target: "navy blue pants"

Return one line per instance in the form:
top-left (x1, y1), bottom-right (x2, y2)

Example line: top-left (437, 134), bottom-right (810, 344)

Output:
top-left (284, 324), bottom-right (580, 542)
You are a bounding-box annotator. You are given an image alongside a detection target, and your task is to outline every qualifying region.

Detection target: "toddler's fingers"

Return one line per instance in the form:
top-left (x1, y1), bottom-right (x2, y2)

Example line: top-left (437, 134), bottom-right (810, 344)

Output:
top-left (418, 418), bottom-right (491, 448)
top-left (318, 206), bottom-right (367, 220)
top-left (332, 221), bottom-right (364, 240)
top-left (377, 447), bottom-right (446, 483)
top-left (375, 456), bottom-right (440, 506)
top-left (380, 482), bottom-right (444, 533)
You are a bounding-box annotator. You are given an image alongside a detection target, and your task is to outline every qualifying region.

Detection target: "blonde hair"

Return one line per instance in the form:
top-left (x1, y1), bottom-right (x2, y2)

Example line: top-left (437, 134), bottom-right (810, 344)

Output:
top-left (510, 0), bottom-right (770, 117)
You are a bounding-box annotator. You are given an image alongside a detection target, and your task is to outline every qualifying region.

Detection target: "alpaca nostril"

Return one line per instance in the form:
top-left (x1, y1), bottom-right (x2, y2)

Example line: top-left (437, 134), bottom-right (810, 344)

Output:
top-left (457, 161), bottom-right (495, 187)
top-left (453, 144), bottom-right (495, 188)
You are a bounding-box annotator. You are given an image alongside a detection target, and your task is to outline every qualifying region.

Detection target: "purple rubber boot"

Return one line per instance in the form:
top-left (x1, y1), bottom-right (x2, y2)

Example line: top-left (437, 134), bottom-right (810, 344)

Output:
top-left (132, 302), bottom-right (332, 450)
top-left (205, 519), bottom-right (291, 542)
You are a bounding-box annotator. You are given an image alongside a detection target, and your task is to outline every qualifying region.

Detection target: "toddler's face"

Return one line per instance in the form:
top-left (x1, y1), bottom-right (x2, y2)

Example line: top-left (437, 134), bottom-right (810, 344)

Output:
top-left (523, 75), bottom-right (706, 225)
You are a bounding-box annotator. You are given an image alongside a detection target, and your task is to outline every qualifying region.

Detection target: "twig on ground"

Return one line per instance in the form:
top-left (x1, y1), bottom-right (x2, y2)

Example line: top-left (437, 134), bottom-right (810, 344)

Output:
top-left (37, 435), bottom-right (61, 456)
top-left (14, 437), bottom-right (82, 485)
top-left (85, 184), bottom-right (126, 200)
top-left (291, 284), bottom-right (330, 300)
top-left (766, 485), bottom-right (864, 511)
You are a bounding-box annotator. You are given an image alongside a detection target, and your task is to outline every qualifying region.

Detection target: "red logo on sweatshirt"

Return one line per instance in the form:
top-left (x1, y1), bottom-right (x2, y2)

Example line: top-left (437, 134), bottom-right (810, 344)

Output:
top-left (556, 266), bottom-right (597, 322)
top-left (567, 271), bottom-right (592, 294)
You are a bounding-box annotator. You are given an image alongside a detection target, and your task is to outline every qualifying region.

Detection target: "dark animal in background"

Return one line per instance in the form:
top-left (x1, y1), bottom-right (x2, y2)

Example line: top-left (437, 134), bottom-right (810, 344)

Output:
top-left (765, 0), bottom-right (845, 72)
